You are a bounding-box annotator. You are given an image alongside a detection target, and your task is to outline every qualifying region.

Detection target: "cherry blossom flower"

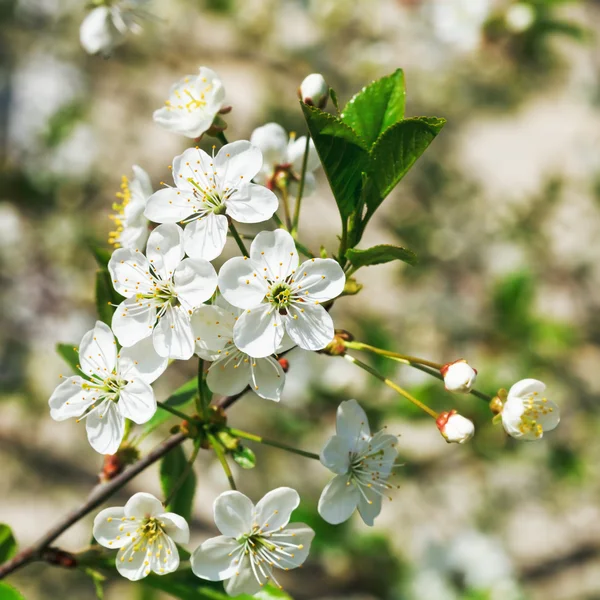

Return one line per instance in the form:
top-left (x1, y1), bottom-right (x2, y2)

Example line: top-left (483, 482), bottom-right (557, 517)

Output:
top-left (191, 487), bottom-right (314, 596)
top-left (501, 379), bottom-right (560, 440)
top-left (299, 73), bottom-right (329, 109)
top-left (250, 123), bottom-right (321, 197)
top-left (441, 359), bottom-right (477, 393)
top-left (153, 67), bottom-right (226, 139)
top-left (436, 410), bottom-right (475, 444)
top-left (49, 321), bottom-right (167, 455)
top-left (109, 165), bottom-right (152, 250)
top-left (218, 229), bottom-right (345, 358)
top-left (80, 1), bottom-right (148, 56)
top-left (318, 399), bottom-right (399, 526)
top-left (144, 141), bottom-right (278, 261)
top-left (191, 298), bottom-right (294, 401)
top-left (94, 492), bottom-right (189, 581)
top-left (109, 223), bottom-right (217, 360)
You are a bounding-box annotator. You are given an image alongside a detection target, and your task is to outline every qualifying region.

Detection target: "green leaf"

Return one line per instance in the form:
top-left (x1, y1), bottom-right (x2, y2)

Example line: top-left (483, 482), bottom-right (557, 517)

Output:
top-left (368, 117), bottom-right (445, 212)
top-left (329, 88), bottom-right (340, 113)
top-left (232, 445), bottom-right (256, 469)
top-left (56, 343), bottom-right (79, 373)
top-left (145, 378), bottom-right (197, 431)
top-left (341, 69), bottom-right (406, 147)
top-left (0, 583), bottom-right (25, 600)
top-left (90, 246), bottom-right (113, 270)
top-left (346, 244), bottom-right (417, 269)
top-left (160, 445), bottom-right (197, 522)
top-left (0, 524), bottom-right (17, 563)
top-left (95, 269), bottom-right (119, 326)
top-left (300, 103), bottom-right (370, 221)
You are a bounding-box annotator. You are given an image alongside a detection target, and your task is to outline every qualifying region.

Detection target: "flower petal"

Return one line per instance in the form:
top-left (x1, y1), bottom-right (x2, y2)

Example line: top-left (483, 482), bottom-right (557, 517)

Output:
top-left (225, 183), bottom-right (278, 224)
top-left (336, 399), bottom-right (371, 440)
top-left (216, 140), bottom-right (263, 184)
top-left (116, 541), bottom-right (152, 581)
top-left (153, 305), bottom-right (195, 360)
top-left (253, 487), bottom-right (299, 533)
top-left (118, 379), bottom-right (156, 424)
top-left (131, 165), bottom-right (153, 199)
top-left (159, 513), bottom-right (190, 544)
top-left (249, 123), bottom-right (288, 168)
top-left (125, 492), bottom-right (164, 519)
top-left (271, 523), bottom-right (315, 569)
top-left (112, 297), bottom-right (156, 348)
top-left (357, 489), bottom-right (383, 527)
top-left (119, 336), bottom-right (168, 384)
top-left (86, 402), bottom-right (125, 455)
top-left (80, 6), bottom-right (121, 55)
top-left (294, 258), bottom-right (345, 302)
top-left (233, 304), bottom-right (283, 359)
top-left (108, 248), bottom-right (154, 298)
top-left (150, 534), bottom-right (179, 575)
top-left (320, 434), bottom-right (352, 475)
top-left (508, 378), bottom-right (546, 400)
top-left (538, 400), bottom-right (560, 433)
top-left (207, 352), bottom-right (251, 396)
top-left (146, 224), bottom-right (184, 282)
top-left (144, 187), bottom-right (196, 223)
top-left (223, 555), bottom-right (263, 597)
top-left (249, 356), bottom-right (284, 401)
top-left (191, 305), bottom-right (235, 358)
top-left (93, 507), bottom-right (135, 548)
top-left (288, 136), bottom-right (320, 173)
top-left (318, 474), bottom-right (359, 525)
top-left (214, 491), bottom-right (254, 538)
top-left (183, 213), bottom-right (228, 261)
top-left (250, 229), bottom-right (299, 281)
top-left (173, 258), bottom-right (218, 310)
top-left (218, 256), bottom-right (268, 309)
top-left (49, 377), bottom-right (95, 420)
top-left (173, 147), bottom-right (213, 191)
top-left (191, 535), bottom-right (241, 582)
top-left (285, 303), bottom-right (334, 351)
top-left (78, 321), bottom-right (117, 379)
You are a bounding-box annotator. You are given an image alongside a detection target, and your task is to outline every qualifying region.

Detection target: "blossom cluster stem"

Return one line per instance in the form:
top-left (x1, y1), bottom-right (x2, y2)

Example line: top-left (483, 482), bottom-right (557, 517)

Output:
top-left (291, 134), bottom-right (311, 236)
top-left (343, 354), bottom-right (439, 419)
top-left (156, 400), bottom-right (192, 422)
top-left (215, 131), bottom-right (229, 145)
top-left (207, 432), bottom-right (237, 490)
top-left (227, 427), bottom-right (320, 460)
top-left (228, 223), bottom-right (249, 257)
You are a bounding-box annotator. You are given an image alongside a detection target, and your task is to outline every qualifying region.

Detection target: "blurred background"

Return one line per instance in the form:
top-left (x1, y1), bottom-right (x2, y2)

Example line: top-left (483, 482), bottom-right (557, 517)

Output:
top-left (1, 0), bottom-right (600, 599)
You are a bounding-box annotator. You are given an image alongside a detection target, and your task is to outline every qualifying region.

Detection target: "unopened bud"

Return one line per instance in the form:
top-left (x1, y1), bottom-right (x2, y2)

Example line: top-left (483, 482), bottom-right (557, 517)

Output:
top-left (299, 73), bottom-right (329, 109)
top-left (99, 444), bottom-right (140, 483)
top-left (278, 357), bottom-right (290, 372)
top-left (436, 410), bottom-right (475, 444)
top-left (440, 359), bottom-right (477, 393)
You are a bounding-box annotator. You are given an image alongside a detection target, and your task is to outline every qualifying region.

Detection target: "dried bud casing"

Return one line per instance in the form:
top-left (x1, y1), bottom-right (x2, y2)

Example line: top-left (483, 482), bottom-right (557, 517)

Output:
top-left (299, 73), bottom-right (329, 109)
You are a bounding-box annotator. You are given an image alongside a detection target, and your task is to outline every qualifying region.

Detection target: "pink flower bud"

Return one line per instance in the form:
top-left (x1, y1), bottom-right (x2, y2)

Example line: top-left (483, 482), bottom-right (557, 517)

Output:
top-left (440, 359), bottom-right (477, 393)
top-left (299, 73), bottom-right (328, 109)
top-left (436, 410), bottom-right (475, 444)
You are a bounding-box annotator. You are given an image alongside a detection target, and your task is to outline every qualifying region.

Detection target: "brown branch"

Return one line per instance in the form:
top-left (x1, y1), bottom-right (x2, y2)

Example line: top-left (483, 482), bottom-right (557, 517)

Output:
top-left (0, 432), bottom-right (186, 580)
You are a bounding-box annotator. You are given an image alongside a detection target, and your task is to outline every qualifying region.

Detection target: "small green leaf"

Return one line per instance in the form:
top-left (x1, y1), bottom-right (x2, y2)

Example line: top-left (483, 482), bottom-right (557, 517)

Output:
top-left (145, 378), bottom-right (197, 431)
top-left (0, 583), bottom-right (25, 600)
top-left (232, 445), bottom-right (256, 469)
top-left (346, 244), bottom-right (417, 269)
top-left (95, 269), bottom-right (119, 326)
top-left (160, 445), bottom-right (197, 522)
top-left (368, 117), bottom-right (445, 212)
top-left (56, 343), bottom-right (79, 372)
top-left (329, 88), bottom-right (340, 113)
top-left (300, 103), bottom-right (370, 221)
top-left (0, 524), bottom-right (17, 563)
top-left (341, 69), bottom-right (406, 147)
top-left (90, 246), bottom-right (113, 270)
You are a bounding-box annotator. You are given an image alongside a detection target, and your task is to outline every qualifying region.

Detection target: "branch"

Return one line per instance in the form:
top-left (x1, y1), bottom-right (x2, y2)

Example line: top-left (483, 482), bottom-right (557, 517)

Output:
top-left (0, 432), bottom-right (186, 580)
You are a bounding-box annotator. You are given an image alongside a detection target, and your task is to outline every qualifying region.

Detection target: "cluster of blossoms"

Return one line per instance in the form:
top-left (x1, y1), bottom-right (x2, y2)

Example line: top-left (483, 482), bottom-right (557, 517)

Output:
top-left (43, 63), bottom-right (561, 596)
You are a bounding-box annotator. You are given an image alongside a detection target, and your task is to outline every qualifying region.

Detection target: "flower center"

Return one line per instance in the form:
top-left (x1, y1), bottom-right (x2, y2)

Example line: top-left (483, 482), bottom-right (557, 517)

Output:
top-left (517, 395), bottom-right (553, 438)
top-left (164, 77), bottom-right (212, 113)
top-left (268, 282), bottom-right (292, 309)
top-left (139, 517), bottom-right (164, 543)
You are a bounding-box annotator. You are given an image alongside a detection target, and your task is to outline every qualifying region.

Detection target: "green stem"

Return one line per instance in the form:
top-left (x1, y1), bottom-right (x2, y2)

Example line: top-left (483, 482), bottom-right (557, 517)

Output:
top-left (280, 186), bottom-right (293, 231)
top-left (228, 222), bottom-right (249, 257)
top-left (343, 341), bottom-right (443, 370)
top-left (339, 217), bottom-right (349, 268)
top-left (164, 439), bottom-right (201, 508)
top-left (197, 359), bottom-right (208, 417)
top-left (207, 433), bottom-right (237, 490)
top-left (344, 354), bottom-right (439, 419)
top-left (156, 401), bottom-right (191, 422)
top-left (216, 131), bottom-right (229, 146)
top-left (227, 428), bottom-right (320, 460)
top-left (291, 134), bottom-right (311, 235)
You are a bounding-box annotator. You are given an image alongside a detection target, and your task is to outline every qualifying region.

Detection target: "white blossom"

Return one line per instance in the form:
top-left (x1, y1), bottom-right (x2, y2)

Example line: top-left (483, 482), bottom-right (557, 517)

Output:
top-left (250, 123), bottom-right (321, 197)
top-left (109, 165), bottom-right (152, 250)
top-left (191, 488), bottom-right (314, 596)
top-left (94, 492), bottom-right (189, 581)
top-left (218, 229), bottom-right (345, 358)
top-left (191, 298), bottom-right (294, 401)
top-left (153, 67), bottom-right (226, 139)
top-left (441, 359), bottom-right (477, 393)
top-left (318, 399), bottom-right (398, 526)
top-left (299, 73), bottom-right (329, 109)
top-left (436, 410), bottom-right (475, 444)
top-left (144, 141), bottom-right (278, 261)
top-left (501, 379), bottom-right (560, 440)
top-left (109, 223), bottom-right (217, 360)
top-left (49, 321), bottom-right (167, 455)
top-left (80, 1), bottom-right (149, 56)
top-left (505, 3), bottom-right (535, 33)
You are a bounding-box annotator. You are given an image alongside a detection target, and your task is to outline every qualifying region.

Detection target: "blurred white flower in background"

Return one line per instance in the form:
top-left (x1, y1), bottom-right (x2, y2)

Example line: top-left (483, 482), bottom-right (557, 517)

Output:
top-left (505, 3), bottom-right (536, 33)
